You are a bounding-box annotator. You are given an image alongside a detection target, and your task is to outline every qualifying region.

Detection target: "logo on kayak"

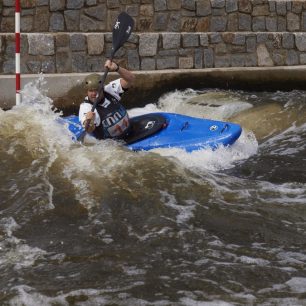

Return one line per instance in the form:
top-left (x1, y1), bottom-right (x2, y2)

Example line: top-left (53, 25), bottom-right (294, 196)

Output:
top-left (210, 125), bottom-right (218, 131)
top-left (145, 121), bottom-right (155, 130)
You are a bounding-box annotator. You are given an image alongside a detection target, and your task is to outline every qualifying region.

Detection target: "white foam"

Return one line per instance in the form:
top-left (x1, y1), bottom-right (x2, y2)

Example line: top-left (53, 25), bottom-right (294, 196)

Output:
top-left (0, 218), bottom-right (47, 271)
top-left (151, 130), bottom-right (258, 172)
top-left (160, 190), bottom-right (196, 225)
top-left (286, 277), bottom-right (306, 293)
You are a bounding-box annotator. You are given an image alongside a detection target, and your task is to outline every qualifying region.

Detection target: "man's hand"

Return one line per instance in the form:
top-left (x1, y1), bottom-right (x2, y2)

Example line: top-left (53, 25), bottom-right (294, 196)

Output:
top-left (83, 111), bottom-right (96, 132)
top-left (105, 59), bottom-right (118, 72)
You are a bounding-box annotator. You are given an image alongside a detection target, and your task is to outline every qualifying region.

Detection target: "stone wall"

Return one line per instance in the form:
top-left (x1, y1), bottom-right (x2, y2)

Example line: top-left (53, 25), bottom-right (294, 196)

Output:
top-left (1, 0), bottom-right (306, 74)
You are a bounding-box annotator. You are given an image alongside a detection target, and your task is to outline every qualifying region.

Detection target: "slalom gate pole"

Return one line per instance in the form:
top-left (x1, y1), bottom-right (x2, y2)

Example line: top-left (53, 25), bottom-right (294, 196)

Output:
top-left (15, 0), bottom-right (21, 105)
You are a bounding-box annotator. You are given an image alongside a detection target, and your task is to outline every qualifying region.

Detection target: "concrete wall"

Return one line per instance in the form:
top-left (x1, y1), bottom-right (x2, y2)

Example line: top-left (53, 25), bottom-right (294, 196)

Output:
top-left (1, 67), bottom-right (306, 111)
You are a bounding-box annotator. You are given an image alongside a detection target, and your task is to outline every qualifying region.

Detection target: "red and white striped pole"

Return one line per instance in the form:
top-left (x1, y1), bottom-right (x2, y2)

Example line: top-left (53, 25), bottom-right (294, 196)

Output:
top-left (15, 0), bottom-right (21, 105)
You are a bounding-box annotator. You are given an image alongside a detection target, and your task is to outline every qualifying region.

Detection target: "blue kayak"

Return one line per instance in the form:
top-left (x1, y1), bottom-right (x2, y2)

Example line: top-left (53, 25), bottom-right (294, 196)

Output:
top-left (61, 112), bottom-right (242, 152)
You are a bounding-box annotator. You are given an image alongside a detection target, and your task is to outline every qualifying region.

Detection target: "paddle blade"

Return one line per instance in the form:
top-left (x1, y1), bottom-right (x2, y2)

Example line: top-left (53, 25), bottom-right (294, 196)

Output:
top-left (111, 12), bottom-right (134, 58)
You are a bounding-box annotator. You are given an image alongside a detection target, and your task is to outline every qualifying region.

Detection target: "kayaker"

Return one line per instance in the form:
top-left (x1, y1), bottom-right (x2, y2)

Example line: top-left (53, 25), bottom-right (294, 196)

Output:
top-left (79, 60), bottom-right (135, 139)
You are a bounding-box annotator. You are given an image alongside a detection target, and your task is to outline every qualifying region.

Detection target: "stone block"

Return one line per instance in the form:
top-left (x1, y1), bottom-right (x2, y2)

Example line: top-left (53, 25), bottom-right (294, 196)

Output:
top-left (215, 43), bottom-right (227, 55)
top-left (257, 44), bottom-right (273, 66)
top-left (226, 0), bottom-right (238, 13)
top-left (80, 15), bottom-right (105, 32)
top-left (231, 54), bottom-right (245, 67)
top-left (271, 50), bottom-right (284, 66)
top-left (162, 33), bottom-right (181, 49)
top-left (56, 51), bottom-right (72, 73)
top-left (34, 7), bottom-right (49, 31)
top-left (56, 34), bottom-right (70, 48)
top-left (158, 49), bottom-right (178, 57)
top-left (154, 0), bottom-right (167, 11)
top-left (107, 0), bottom-right (119, 9)
top-left (182, 0), bottom-right (196, 11)
top-left (286, 50), bottom-right (299, 65)
top-left (197, 0), bottom-right (212, 16)
top-left (140, 4), bottom-right (154, 16)
top-left (195, 48), bottom-right (203, 68)
top-left (210, 33), bottom-right (222, 44)
top-left (50, 13), bottom-right (65, 32)
top-left (167, 0), bottom-right (181, 10)
top-left (127, 49), bottom-right (140, 70)
top-left (282, 33), bottom-right (294, 49)
top-left (28, 34), bottom-right (55, 55)
top-left (300, 53), bottom-right (306, 64)
top-left (181, 18), bottom-right (198, 31)
top-left (212, 7), bottom-right (225, 16)
top-left (157, 56), bottom-right (177, 69)
top-left (27, 61), bottom-right (41, 73)
top-left (196, 17), bottom-right (210, 32)
top-left (211, 16), bottom-right (227, 31)
top-left (72, 52), bottom-right (87, 72)
top-left (71, 34), bottom-right (86, 52)
top-left (139, 33), bottom-right (159, 57)
top-left (252, 4), bottom-right (269, 16)
top-left (303, 12), bottom-right (306, 31)
top-left (50, 0), bottom-right (65, 11)
top-left (252, 16), bottom-right (265, 31)
top-left (233, 33), bottom-right (245, 45)
top-left (168, 12), bottom-right (181, 31)
top-left (276, 1), bottom-right (286, 16)
top-left (84, 4), bottom-right (107, 21)
top-left (87, 34), bottom-right (104, 55)
top-left (182, 33), bottom-right (199, 47)
top-left (86, 0), bottom-right (97, 5)
top-left (266, 17), bottom-right (277, 31)
top-left (87, 57), bottom-right (104, 72)
top-left (211, 0), bottom-right (225, 9)
top-left (179, 57), bottom-right (193, 69)
top-left (238, 13), bottom-right (251, 30)
top-left (204, 48), bottom-right (214, 68)
top-left (245, 53), bottom-right (257, 66)
top-left (21, 16), bottom-right (34, 32)
top-left (141, 58), bottom-right (156, 70)
top-left (64, 10), bottom-right (80, 31)
top-left (287, 12), bottom-right (300, 31)
top-left (154, 12), bottom-right (168, 31)
top-left (227, 12), bottom-right (238, 31)
top-left (36, 0), bottom-right (49, 5)
top-left (238, 0), bottom-right (252, 13)
top-left (3, 59), bottom-right (15, 74)
top-left (277, 16), bottom-right (286, 31)
top-left (67, 0), bottom-right (84, 9)
top-left (138, 18), bottom-right (152, 31)
top-left (246, 36), bottom-right (256, 52)
top-left (295, 34), bottom-right (306, 52)
top-left (127, 5), bottom-right (139, 17)
top-left (200, 33), bottom-right (209, 46)
top-left (41, 58), bottom-right (56, 73)
top-left (215, 55), bottom-right (230, 67)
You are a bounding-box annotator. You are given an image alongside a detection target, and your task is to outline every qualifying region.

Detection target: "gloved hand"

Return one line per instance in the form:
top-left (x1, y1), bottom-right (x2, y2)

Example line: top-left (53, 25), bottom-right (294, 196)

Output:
top-left (83, 111), bottom-right (96, 132)
top-left (105, 59), bottom-right (119, 72)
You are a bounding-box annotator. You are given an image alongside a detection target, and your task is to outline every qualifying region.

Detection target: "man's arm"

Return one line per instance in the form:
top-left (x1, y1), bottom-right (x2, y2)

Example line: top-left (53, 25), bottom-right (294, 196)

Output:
top-left (105, 60), bottom-right (135, 89)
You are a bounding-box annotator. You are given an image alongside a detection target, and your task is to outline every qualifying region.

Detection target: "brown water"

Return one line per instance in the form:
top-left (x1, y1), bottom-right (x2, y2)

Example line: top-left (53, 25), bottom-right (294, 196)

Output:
top-left (1, 79), bottom-right (306, 305)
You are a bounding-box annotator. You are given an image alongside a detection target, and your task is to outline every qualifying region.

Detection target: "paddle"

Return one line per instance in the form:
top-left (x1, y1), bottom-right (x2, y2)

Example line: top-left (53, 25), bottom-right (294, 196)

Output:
top-left (92, 12), bottom-right (134, 110)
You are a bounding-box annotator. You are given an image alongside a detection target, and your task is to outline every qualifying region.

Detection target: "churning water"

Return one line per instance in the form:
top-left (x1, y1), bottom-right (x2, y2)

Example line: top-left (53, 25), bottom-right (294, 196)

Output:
top-left (1, 76), bottom-right (306, 305)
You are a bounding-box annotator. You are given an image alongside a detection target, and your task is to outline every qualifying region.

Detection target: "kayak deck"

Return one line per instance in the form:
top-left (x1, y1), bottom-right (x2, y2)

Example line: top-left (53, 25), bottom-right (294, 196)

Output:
top-left (61, 112), bottom-right (242, 152)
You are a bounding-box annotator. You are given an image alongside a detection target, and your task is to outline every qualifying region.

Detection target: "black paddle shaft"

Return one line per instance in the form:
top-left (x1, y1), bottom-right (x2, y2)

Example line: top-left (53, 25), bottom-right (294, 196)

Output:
top-left (91, 12), bottom-right (134, 112)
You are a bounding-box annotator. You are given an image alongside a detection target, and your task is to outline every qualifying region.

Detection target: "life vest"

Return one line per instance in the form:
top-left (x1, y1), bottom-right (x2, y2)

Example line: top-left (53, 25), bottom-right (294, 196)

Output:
top-left (86, 91), bottom-right (130, 140)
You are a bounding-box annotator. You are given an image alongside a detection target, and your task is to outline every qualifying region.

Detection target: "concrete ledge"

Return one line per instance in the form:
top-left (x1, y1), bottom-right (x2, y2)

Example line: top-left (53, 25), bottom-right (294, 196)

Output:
top-left (1, 66), bottom-right (306, 112)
